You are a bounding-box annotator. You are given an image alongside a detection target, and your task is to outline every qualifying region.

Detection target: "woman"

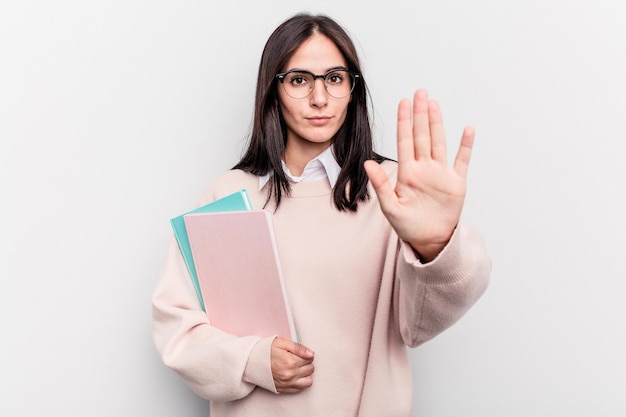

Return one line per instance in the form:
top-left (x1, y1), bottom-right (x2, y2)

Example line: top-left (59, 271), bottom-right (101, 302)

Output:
top-left (152, 12), bottom-right (490, 417)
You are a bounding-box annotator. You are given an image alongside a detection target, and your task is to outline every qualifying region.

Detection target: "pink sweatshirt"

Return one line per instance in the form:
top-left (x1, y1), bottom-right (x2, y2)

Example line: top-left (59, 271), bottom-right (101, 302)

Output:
top-left (152, 161), bottom-right (491, 417)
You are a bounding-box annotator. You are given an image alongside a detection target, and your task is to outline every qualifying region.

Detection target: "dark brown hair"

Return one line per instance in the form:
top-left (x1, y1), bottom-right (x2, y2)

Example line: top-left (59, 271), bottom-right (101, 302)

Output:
top-left (233, 13), bottom-right (388, 211)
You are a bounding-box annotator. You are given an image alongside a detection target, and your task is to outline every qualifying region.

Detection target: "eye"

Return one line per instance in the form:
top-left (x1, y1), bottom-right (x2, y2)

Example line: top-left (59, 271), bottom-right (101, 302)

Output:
top-left (287, 73), bottom-right (311, 88)
top-left (326, 72), bottom-right (345, 85)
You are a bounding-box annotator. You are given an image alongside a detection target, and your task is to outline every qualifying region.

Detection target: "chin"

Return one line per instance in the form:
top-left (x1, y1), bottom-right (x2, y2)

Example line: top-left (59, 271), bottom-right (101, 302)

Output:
top-left (305, 131), bottom-right (339, 144)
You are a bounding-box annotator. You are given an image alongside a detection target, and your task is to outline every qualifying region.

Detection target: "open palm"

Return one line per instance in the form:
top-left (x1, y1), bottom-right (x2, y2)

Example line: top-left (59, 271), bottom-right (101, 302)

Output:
top-left (364, 89), bottom-right (474, 262)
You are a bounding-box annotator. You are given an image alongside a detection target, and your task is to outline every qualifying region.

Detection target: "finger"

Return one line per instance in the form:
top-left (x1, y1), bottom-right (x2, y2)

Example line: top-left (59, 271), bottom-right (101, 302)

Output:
top-left (290, 342), bottom-right (314, 359)
top-left (453, 126), bottom-right (475, 178)
top-left (396, 98), bottom-right (414, 163)
top-left (272, 355), bottom-right (315, 393)
top-left (275, 361), bottom-right (315, 383)
top-left (295, 373), bottom-right (314, 388)
top-left (428, 100), bottom-right (447, 161)
top-left (275, 374), bottom-right (313, 393)
top-left (278, 373), bottom-right (314, 393)
top-left (364, 160), bottom-right (397, 212)
top-left (412, 89), bottom-right (431, 159)
top-left (273, 337), bottom-right (314, 359)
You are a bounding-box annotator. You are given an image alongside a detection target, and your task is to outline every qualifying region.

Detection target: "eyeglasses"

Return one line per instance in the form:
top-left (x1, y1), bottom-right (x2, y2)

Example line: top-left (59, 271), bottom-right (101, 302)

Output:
top-left (275, 68), bottom-right (360, 99)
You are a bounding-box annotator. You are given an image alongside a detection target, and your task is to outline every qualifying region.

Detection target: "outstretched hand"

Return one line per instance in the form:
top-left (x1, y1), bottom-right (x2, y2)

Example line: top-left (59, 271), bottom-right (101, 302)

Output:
top-left (364, 89), bottom-right (474, 262)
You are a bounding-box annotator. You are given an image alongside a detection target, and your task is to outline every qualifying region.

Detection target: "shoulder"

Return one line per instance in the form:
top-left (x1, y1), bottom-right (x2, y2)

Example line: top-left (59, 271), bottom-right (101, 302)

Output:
top-left (199, 169), bottom-right (259, 205)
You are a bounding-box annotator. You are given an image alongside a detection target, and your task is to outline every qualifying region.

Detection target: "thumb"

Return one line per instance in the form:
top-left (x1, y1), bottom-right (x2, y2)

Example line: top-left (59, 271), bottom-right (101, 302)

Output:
top-left (364, 160), bottom-right (396, 209)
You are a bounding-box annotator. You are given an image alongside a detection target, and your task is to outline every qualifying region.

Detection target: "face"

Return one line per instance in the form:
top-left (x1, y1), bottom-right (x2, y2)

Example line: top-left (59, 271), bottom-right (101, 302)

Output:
top-left (278, 33), bottom-right (351, 157)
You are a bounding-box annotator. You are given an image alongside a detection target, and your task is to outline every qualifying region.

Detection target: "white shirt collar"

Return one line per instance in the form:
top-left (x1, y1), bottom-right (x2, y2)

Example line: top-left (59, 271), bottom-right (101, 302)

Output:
top-left (258, 145), bottom-right (341, 190)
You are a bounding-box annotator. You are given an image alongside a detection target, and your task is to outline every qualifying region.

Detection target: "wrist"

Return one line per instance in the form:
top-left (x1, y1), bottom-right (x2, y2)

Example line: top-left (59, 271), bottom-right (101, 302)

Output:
top-left (409, 242), bottom-right (445, 263)
top-left (408, 231), bottom-right (456, 263)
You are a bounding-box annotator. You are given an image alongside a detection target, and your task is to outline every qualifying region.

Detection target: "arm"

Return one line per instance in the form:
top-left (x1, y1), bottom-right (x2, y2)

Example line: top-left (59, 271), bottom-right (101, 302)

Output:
top-left (153, 235), bottom-right (316, 400)
top-left (152, 238), bottom-right (277, 401)
top-left (364, 89), bottom-right (490, 345)
top-left (395, 223), bottom-right (491, 347)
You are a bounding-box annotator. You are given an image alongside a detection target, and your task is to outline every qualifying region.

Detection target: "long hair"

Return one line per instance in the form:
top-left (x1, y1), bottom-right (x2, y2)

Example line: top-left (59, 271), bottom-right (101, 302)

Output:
top-left (233, 13), bottom-right (388, 211)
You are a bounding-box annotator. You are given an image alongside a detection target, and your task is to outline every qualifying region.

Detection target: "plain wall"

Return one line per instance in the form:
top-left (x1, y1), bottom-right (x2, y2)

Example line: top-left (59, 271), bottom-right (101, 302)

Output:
top-left (2, 1), bottom-right (625, 416)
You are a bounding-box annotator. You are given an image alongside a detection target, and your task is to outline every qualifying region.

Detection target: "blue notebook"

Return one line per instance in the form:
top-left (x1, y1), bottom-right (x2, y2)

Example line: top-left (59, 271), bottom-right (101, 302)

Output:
top-left (170, 189), bottom-right (253, 311)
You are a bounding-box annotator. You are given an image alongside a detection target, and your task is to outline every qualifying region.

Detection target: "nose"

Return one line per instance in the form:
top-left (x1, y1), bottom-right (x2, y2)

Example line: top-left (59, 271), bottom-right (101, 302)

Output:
top-left (310, 77), bottom-right (329, 107)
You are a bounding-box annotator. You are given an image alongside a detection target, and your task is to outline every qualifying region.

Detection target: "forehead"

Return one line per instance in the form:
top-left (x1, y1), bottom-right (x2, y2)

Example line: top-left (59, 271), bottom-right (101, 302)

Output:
top-left (284, 33), bottom-right (347, 73)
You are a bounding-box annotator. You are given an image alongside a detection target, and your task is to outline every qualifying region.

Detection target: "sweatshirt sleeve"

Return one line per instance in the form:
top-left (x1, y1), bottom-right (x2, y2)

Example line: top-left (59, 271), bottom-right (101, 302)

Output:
top-left (151, 237), bottom-right (278, 401)
top-left (395, 222), bottom-right (491, 347)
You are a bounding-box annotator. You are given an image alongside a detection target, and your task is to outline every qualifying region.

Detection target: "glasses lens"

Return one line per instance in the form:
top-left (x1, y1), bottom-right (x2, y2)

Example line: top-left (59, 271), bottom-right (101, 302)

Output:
top-left (283, 72), bottom-right (314, 99)
top-left (324, 70), bottom-right (354, 99)
top-left (281, 70), bottom-right (356, 99)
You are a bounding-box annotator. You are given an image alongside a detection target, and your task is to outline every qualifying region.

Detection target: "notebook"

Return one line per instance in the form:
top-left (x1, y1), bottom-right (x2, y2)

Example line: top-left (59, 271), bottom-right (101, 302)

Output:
top-left (170, 190), bottom-right (252, 311)
top-left (184, 210), bottom-right (297, 340)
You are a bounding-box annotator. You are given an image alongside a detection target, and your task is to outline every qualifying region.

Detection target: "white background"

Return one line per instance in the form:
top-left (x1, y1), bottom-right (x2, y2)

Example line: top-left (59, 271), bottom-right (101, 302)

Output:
top-left (2, 1), bottom-right (625, 416)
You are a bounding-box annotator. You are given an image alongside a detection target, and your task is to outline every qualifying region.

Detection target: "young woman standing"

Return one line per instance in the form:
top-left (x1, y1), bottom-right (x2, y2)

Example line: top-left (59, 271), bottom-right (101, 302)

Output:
top-left (153, 13), bottom-right (490, 417)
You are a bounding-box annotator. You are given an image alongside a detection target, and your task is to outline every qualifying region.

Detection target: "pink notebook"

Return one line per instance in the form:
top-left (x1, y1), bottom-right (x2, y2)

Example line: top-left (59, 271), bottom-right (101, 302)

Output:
top-left (183, 210), bottom-right (297, 340)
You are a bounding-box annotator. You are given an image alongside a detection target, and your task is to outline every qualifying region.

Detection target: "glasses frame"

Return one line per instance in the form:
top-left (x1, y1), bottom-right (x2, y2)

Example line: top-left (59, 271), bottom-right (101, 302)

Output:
top-left (275, 68), bottom-right (360, 99)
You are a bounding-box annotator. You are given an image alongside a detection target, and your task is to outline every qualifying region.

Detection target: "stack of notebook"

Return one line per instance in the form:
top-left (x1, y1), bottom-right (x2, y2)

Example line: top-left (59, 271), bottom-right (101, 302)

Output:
top-left (170, 190), bottom-right (297, 341)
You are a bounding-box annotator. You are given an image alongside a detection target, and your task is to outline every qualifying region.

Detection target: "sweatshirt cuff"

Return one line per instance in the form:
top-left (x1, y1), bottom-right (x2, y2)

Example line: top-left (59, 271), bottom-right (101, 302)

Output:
top-left (242, 336), bottom-right (278, 394)
top-left (399, 223), bottom-right (484, 286)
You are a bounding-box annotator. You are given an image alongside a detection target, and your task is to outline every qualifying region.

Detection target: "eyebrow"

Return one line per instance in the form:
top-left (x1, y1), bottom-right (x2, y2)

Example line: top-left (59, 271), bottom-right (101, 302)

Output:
top-left (285, 66), bottom-right (349, 74)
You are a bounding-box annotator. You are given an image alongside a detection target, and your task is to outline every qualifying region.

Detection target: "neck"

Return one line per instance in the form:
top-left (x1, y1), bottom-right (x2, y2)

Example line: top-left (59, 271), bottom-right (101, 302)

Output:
top-left (284, 141), bottom-right (330, 176)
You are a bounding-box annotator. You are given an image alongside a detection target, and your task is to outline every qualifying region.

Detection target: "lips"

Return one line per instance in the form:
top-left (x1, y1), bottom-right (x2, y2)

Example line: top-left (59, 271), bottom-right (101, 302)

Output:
top-left (307, 116), bottom-right (332, 126)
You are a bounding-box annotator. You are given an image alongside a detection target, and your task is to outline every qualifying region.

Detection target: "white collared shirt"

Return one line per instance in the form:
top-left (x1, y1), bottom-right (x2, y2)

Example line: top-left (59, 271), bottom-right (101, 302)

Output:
top-left (258, 145), bottom-right (341, 190)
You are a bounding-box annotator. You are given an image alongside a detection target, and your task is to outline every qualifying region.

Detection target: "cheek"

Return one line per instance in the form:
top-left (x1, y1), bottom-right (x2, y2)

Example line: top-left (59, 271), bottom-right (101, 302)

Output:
top-left (336, 101), bottom-right (350, 124)
top-left (279, 103), bottom-right (298, 128)
top-left (277, 95), bottom-right (297, 121)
